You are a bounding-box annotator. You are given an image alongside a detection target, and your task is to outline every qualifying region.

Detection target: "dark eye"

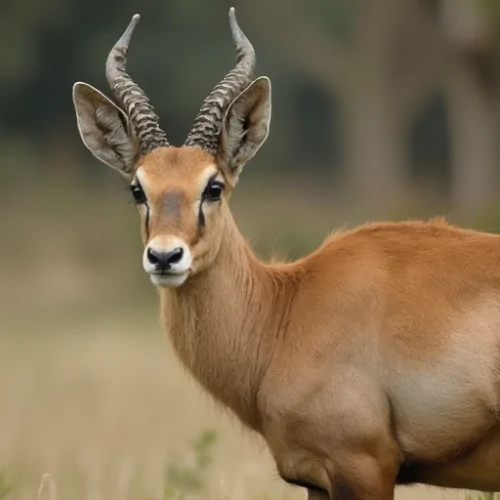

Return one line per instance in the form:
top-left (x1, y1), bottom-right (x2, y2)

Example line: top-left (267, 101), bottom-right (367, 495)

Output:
top-left (204, 181), bottom-right (224, 202)
top-left (130, 184), bottom-right (147, 204)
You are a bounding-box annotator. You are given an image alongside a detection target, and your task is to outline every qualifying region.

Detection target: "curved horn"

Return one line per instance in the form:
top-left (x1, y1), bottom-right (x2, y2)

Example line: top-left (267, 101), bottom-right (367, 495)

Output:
top-left (106, 14), bottom-right (169, 155)
top-left (184, 7), bottom-right (256, 155)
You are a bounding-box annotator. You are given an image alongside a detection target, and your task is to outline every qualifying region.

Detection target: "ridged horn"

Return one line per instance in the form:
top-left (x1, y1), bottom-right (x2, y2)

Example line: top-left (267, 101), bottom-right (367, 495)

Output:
top-left (184, 7), bottom-right (256, 155)
top-left (105, 14), bottom-right (169, 155)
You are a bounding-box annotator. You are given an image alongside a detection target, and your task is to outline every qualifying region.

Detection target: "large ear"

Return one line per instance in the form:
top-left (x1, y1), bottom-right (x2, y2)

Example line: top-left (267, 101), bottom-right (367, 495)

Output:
top-left (72, 81), bottom-right (140, 178)
top-left (217, 76), bottom-right (271, 185)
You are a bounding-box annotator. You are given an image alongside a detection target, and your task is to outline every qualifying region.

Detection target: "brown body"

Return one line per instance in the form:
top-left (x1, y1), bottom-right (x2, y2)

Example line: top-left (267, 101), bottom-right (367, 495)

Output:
top-left (156, 149), bottom-right (500, 498)
top-left (72, 10), bottom-right (500, 499)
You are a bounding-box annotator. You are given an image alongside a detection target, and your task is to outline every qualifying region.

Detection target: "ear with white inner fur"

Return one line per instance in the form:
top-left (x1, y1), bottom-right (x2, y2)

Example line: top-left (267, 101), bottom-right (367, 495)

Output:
top-left (217, 76), bottom-right (271, 184)
top-left (72, 81), bottom-right (140, 178)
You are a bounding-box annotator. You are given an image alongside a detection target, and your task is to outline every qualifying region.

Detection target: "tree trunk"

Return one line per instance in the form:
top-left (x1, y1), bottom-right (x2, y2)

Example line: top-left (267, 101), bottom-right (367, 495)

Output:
top-left (342, 74), bottom-right (407, 219)
top-left (445, 56), bottom-right (499, 217)
top-left (239, 0), bottom-right (442, 219)
top-left (340, 0), bottom-right (411, 219)
top-left (440, 0), bottom-right (500, 218)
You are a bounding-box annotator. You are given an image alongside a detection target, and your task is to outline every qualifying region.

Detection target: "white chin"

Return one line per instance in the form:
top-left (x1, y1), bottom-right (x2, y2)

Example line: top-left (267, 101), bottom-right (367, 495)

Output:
top-left (149, 273), bottom-right (189, 288)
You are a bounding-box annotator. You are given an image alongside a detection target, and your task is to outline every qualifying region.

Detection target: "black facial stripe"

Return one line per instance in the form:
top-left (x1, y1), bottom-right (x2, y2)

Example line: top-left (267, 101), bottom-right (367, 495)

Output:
top-left (198, 199), bottom-right (206, 228)
top-left (130, 178), bottom-right (150, 238)
top-left (145, 204), bottom-right (150, 239)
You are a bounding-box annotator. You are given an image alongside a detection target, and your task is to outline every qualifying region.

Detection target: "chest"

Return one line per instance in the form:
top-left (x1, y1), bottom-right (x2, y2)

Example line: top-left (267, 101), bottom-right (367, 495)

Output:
top-left (162, 302), bottom-right (265, 430)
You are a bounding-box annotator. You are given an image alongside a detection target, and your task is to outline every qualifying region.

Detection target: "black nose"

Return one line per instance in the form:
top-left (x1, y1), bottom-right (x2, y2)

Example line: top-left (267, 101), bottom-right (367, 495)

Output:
top-left (147, 247), bottom-right (184, 271)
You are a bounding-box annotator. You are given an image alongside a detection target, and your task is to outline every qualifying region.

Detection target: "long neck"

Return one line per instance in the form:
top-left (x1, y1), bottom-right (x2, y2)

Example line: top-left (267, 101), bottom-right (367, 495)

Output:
top-left (159, 209), bottom-right (295, 430)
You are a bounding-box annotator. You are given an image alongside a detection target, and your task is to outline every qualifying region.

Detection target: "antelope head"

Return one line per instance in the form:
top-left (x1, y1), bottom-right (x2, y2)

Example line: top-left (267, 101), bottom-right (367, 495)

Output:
top-left (72, 9), bottom-right (271, 287)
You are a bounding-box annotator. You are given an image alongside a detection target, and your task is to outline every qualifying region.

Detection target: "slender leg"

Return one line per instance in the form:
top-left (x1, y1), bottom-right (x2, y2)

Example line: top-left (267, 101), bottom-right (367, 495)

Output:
top-left (303, 476), bottom-right (396, 500)
top-left (328, 479), bottom-right (395, 499)
top-left (329, 460), bottom-right (397, 500)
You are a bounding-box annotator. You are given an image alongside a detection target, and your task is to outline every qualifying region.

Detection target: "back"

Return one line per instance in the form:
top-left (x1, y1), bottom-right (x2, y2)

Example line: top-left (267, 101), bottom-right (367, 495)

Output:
top-left (286, 218), bottom-right (500, 463)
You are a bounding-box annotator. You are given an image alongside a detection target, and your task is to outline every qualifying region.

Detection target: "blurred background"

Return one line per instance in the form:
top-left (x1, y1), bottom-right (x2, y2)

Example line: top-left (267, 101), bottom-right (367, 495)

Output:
top-left (2, 0), bottom-right (500, 499)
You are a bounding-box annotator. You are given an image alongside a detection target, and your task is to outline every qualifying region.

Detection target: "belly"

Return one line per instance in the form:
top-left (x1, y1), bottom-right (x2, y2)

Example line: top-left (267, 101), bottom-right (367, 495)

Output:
top-left (397, 426), bottom-right (500, 491)
top-left (388, 362), bottom-right (500, 461)
top-left (386, 304), bottom-right (500, 460)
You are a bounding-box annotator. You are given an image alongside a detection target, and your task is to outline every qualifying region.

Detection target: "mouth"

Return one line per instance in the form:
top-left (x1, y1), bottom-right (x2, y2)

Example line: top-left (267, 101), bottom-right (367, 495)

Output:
top-left (149, 271), bottom-right (190, 288)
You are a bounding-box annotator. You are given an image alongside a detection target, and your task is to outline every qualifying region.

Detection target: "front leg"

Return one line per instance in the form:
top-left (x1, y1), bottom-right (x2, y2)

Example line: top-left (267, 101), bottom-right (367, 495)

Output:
top-left (264, 372), bottom-right (399, 499)
top-left (307, 487), bottom-right (330, 500)
top-left (305, 476), bottom-right (395, 500)
top-left (329, 455), bottom-right (396, 500)
top-left (274, 442), bottom-right (398, 499)
top-left (289, 458), bottom-right (396, 500)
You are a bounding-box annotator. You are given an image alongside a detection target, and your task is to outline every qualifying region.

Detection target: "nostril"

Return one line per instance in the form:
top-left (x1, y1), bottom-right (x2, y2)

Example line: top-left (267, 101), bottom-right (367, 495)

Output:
top-left (147, 246), bottom-right (184, 271)
top-left (147, 247), bottom-right (160, 266)
top-left (168, 247), bottom-right (184, 265)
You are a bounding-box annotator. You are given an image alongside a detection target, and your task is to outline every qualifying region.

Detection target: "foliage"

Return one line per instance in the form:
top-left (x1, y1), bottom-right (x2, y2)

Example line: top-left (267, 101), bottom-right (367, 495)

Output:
top-left (466, 493), bottom-right (500, 500)
top-left (469, 203), bottom-right (500, 233)
top-left (481, 0), bottom-right (500, 31)
top-left (4, 0), bottom-right (500, 220)
top-left (163, 429), bottom-right (218, 500)
top-left (0, 0), bottom-right (294, 168)
top-left (0, 470), bottom-right (14, 500)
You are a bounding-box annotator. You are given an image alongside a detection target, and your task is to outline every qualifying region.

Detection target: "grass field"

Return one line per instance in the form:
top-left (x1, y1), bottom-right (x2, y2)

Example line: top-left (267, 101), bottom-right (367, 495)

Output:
top-left (0, 302), bottom-right (487, 500)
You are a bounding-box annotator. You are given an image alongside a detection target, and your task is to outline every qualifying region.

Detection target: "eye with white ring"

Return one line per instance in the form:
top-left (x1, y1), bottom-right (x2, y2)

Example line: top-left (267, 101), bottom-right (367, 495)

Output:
top-left (203, 180), bottom-right (224, 202)
top-left (130, 183), bottom-right (147, 204)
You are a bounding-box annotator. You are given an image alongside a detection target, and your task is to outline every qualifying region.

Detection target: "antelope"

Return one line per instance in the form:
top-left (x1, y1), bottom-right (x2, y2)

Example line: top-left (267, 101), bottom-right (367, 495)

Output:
top-left (72, 8), bottom-right (500, 499)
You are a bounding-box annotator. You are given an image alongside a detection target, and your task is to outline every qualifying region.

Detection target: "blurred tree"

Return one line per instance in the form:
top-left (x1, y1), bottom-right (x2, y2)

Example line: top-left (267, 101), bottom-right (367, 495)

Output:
top-left (239, 0), bottom-right (445, 215)
top-left (439, 0), bottom-right (500, 216)
top-left (2, 0), bottom-right (500, 219)
top-left (0, 0), bottom-right (251, 167)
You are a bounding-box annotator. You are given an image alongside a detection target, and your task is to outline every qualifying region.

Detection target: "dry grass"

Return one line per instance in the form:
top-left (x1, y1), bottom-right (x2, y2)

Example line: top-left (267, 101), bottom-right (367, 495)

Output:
top-left (0, 303), bottom-right (485, 500)
top-left (0, 305), bottom-right (290, 500)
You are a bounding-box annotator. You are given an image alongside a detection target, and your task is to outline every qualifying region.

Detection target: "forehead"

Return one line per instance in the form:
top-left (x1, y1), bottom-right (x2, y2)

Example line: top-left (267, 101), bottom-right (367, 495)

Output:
top-left (136, 146), bottom-right (219, 189)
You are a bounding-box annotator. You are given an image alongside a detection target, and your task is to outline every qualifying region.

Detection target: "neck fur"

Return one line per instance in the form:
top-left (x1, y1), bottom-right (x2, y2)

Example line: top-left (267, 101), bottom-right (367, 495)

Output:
top-left (159, 210), bottom-right (296, 430)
